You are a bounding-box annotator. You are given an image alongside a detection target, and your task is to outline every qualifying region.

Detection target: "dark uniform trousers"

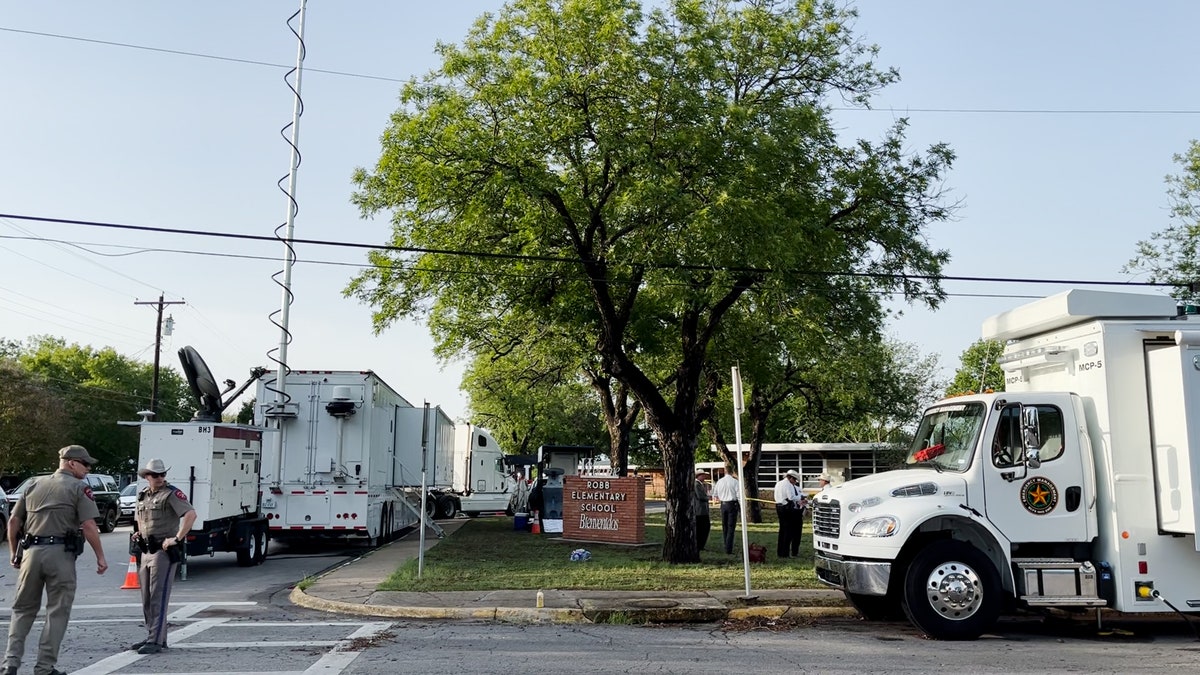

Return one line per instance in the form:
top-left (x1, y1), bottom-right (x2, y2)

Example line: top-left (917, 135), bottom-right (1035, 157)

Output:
top-left (139, 549), bottom-right (180, 647)
top-left (776, 503), bottom-right (803, 557)
top-left (5, 544), bottom-right (77, 674)
top-left (720, 500), bottom-right (740, 554)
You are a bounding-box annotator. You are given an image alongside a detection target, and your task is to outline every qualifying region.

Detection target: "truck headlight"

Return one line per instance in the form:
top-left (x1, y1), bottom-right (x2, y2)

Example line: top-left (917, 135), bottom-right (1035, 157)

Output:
top-left (850, 515), bottom-right (899, 537)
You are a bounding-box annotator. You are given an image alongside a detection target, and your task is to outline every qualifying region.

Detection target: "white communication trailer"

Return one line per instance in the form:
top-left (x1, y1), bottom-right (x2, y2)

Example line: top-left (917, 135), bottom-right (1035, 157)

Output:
top-left (256, 370), bottom-right (425, 543)
top-left (814, 290), bottom-right (1200, 639)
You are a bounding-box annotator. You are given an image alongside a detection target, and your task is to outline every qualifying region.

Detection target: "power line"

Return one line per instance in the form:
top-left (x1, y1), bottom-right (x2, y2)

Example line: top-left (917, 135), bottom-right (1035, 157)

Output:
top-left (0, 211), bottom-right (1173, 290)
top-left (3, 26), bottom-right (1197, 117)
top-left (0, 26), bottom-right (406, 83)
top-left (852, 106), bottom-right (1200, 116)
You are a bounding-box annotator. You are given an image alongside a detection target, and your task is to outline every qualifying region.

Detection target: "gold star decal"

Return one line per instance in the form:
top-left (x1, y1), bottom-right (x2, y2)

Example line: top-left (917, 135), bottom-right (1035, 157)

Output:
top-left (1028, 484), bottom-right (1050, 506)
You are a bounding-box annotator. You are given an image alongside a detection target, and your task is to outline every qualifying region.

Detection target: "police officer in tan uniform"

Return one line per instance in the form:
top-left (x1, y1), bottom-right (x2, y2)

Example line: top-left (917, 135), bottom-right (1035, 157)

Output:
top-left (131, 459), bottom-right (196, 655)
top-left (4, 445), bottom-right (109, 675)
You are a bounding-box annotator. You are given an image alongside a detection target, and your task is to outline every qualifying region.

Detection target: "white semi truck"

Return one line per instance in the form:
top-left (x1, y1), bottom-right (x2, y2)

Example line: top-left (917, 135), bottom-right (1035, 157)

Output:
top-left (395, 408), bottom-right (515, 519)
top-left (814, 290), bottom-right (1200, 639)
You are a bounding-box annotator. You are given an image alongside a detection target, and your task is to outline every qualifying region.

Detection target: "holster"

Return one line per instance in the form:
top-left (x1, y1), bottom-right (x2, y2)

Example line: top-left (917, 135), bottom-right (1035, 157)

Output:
top-left (64, 530), bottom-right (84, 557)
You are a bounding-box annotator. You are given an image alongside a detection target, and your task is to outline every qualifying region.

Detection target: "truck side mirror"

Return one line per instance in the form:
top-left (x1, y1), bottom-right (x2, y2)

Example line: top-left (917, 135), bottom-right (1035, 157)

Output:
top-left (1021, 406), bottom-right (1042, 469)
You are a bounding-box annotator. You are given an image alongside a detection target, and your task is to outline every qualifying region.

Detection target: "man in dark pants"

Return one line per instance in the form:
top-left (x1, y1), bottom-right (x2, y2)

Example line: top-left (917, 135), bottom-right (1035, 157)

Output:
top-left (4, 445), bottom-right (109, 675)
top-left (131, 459), bottom-right (196, 655)
top-left (773, 470), bottom-right (805, 558)
top-left (693, 469), bottom-right (711, 551)
top-left (712, 470), bottom-right (741, 554)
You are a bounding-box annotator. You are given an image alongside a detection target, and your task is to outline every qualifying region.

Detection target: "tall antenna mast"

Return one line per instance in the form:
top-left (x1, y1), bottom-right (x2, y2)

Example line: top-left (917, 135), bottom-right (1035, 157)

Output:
top-left (267, 0), bottom-right (308, 483)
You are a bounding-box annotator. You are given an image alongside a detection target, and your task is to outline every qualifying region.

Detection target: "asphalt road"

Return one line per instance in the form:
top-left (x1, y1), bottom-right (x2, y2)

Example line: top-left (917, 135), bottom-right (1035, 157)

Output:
top-left (1, 526), bottom-right (1198, 673)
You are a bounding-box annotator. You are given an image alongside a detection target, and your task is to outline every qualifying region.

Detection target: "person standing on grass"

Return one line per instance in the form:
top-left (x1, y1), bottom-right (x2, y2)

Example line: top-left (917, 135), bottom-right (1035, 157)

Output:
top-left (693, 469), bottom-right (711, 552)
top-left (712, 470), bottom-right (741, 554)
top-left (773, 470), bottom-right (805, 558)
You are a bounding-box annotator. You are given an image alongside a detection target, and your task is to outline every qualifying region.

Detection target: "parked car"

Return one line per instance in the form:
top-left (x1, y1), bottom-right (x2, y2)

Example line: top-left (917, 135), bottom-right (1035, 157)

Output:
top-left (118, 483), bottom-right (138, 525)
top-left (6, 472), bottom-right (122, 533)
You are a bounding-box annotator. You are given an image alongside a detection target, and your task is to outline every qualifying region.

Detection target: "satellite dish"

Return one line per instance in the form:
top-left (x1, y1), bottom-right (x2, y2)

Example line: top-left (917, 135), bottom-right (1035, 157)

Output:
top-left (178, 345), bottom-right (223, 422)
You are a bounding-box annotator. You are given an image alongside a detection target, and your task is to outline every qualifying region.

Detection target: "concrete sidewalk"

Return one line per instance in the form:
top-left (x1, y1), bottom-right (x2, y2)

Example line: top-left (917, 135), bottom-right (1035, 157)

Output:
top-left (290, 520), bottom-right (856, 623)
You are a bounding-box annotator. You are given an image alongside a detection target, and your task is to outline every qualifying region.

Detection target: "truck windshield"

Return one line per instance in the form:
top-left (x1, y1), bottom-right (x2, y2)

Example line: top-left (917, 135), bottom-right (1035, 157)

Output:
top-left (906, 402), bottom-right (985, 473)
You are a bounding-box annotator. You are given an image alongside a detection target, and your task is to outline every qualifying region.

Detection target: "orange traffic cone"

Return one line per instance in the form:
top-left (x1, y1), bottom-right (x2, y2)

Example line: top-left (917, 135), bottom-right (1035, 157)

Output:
top-left (120, 556), bottom-right (140, 590)
top-left (531, 511), bottom-right (541, 535)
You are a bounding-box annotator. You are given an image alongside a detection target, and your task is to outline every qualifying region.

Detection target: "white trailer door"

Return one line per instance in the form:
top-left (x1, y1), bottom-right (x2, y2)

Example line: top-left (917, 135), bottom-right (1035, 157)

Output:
top-left (1146, 336), bottom-right (1200, 543)
top-left (982, 397), bottom-right (1092, 543)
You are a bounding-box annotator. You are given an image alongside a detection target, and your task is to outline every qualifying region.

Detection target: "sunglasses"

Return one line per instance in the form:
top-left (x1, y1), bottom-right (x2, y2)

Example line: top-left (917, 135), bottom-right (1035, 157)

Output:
top-left (71, 459), bottom-right (92, 469)
top-left (145, 472), bottom-right (166, 479)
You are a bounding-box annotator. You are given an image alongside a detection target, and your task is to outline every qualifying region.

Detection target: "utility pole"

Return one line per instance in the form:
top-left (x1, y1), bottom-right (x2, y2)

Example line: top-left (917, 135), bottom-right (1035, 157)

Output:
top-left (135, 294), bottom-right (185, 418)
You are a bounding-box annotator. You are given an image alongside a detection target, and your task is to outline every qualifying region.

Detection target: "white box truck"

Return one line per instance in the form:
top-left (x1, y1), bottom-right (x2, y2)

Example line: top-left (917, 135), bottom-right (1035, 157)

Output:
top-left (814, 290), bottom-right (1200, 639)
top-left (256, 370), bottom-right (424, 544)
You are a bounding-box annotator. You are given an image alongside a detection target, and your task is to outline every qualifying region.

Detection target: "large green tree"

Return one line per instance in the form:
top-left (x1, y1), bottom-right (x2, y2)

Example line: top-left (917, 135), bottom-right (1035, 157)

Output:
top-left (1125, 140), bottom-right (1200, 299)
top-left (0, 359), bottom-right (71, 476)
top-left (462, 342), bottom-right (609, 455)
top-left (347, 0), bottom-right (953, 562)
top-left (12, 337), bottom-right (191, 475)
top-left (945, 338), bottom-right (1005, 396)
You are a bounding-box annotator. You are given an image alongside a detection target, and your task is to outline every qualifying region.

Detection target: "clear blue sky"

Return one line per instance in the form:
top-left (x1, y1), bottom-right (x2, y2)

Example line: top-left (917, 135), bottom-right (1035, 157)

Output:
top-left (2, 1), bottom-right (1197, 423)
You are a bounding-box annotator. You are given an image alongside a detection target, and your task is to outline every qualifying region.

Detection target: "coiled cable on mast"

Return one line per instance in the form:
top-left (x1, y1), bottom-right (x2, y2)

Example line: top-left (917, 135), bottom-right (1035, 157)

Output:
top-left (264, 2), bottom-right (307, 413)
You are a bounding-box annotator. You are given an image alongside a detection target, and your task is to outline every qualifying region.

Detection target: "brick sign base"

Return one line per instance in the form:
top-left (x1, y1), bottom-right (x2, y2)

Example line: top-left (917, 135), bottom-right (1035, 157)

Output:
top-left (561, 475), bottom-right (645, 544)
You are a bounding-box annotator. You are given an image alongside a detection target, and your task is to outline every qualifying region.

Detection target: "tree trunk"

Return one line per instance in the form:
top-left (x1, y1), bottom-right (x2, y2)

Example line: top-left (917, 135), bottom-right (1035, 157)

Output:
top-left (658, 427), bottom-right (699, 563)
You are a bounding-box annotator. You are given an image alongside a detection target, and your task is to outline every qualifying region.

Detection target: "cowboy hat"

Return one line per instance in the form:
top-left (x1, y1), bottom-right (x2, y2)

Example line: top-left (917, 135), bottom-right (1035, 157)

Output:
top-left (138, 458), bottom-right (171, 477)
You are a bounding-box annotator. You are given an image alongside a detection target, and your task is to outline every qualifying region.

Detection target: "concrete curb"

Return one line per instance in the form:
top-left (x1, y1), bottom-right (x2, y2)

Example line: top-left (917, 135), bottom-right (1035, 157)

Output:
top-left (291, 585), bottom-right (857, 624)
top-left (290, 586), bottom-right (587, 623)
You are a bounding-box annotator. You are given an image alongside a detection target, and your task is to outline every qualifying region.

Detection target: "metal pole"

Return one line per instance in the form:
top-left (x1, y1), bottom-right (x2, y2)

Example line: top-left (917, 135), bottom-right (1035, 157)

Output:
top-left (151, 294), bottom-right (164, 416)
top-left (271, 0), bottom-right (307, 483)
top-left (134, 294), bottom-right (184, 419)
top-left (418, 402), bottom-right (430, 578)
top-left (731, 366), bottom-right (752, 596)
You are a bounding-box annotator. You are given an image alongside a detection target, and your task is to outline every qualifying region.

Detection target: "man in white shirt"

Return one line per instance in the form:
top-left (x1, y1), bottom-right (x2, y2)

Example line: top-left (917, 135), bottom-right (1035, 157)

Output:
top-left (774, 470), bottom-right (805, 558)
top-left (712, 470), bottom-right (741, 554)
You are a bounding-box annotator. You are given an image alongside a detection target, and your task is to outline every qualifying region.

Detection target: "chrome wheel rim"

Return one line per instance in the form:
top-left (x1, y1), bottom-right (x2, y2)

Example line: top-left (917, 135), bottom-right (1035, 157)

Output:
top-left (925, 560), bottom-right (983, 620)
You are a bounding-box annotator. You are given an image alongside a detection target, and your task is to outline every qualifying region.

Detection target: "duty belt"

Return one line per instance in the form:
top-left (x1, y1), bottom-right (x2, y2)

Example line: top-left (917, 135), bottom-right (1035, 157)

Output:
top-left (26, 535), bottom-right (66, 546)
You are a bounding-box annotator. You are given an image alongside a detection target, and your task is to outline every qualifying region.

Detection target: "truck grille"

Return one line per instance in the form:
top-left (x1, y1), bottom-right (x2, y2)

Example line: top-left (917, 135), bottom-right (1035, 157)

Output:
top-left (812, 499), bottom-right (840, 539)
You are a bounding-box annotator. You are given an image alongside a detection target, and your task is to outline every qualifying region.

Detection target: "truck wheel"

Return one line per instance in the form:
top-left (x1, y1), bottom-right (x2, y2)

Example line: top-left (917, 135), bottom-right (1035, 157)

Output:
top-left (435, 495), bottom-right (456, 520)
top-left (845, 591), bottom-right (905, 622)
top-left (237, 530), bottom-right (260, 567)
top-left (99, 506), bottom-right (118, 533)
top-left (901, 540), bottom-right (1001, 640)
top-left (253, 528), bottom-right (266, 565)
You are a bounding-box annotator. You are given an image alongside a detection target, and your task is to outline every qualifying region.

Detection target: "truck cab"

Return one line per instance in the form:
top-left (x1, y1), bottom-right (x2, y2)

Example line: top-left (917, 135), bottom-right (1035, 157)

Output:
top-left (815, 290), bottom-right (1200, 639)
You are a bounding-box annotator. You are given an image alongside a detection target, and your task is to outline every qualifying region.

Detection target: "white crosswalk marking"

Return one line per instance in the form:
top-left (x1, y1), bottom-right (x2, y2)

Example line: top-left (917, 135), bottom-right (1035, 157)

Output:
top-left (58, 602), bottom-right (392, 675)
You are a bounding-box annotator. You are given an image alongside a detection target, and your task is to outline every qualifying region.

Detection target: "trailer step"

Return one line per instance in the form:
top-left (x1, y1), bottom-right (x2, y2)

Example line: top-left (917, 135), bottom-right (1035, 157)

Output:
top-left (393, 488), bottom-right (445, 538)
top-left (1022, 596), bottom-right (1108, 607)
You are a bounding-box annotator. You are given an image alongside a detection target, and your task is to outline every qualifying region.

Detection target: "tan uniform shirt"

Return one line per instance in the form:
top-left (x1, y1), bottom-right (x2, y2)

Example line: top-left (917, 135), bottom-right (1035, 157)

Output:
top-left (11, 469), bottom-right (100, 535)
top-left (135, 484), bottom-right (194, 538)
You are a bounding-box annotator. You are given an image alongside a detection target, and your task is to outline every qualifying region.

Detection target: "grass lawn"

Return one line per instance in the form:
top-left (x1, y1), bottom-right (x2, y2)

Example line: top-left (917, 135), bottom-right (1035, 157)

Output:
top-left (380, 508), bottom-right (822, 592)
